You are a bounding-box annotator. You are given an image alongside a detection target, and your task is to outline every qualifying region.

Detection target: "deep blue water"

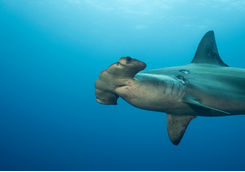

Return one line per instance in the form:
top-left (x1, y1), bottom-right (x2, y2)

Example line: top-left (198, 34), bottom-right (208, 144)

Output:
top-left (1, 0), bottom-right (245, 170)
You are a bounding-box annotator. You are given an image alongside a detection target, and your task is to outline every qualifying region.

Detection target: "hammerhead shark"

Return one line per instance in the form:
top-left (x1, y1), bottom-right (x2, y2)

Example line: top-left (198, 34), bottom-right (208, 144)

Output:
top-left (95, 31), bottom-right (245, 145)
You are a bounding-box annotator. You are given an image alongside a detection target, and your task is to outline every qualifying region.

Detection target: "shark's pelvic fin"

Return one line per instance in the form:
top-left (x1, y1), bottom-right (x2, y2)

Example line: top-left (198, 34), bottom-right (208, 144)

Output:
top-left (191, 30), bottom-right (228, 67)
top-left (167, 114), bottom-right (195, 145)
top-left (183, 96), bottom-right (230, 115)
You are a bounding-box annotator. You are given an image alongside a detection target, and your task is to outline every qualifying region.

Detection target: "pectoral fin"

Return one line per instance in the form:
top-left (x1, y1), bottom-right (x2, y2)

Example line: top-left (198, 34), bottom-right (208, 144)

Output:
top-left (167, 114), bottom-right (195, 145)
top-left (183, 96), bottom-right (230, 115)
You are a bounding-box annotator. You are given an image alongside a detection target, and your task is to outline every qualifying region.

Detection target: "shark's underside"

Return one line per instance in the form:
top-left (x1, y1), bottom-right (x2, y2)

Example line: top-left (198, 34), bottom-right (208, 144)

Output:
top-left (95, 31), bottom-right (245, 145)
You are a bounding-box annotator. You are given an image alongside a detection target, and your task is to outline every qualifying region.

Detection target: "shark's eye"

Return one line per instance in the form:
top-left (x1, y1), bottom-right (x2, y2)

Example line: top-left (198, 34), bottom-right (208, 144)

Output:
top-left (125, 57), bottom-right (132, 63)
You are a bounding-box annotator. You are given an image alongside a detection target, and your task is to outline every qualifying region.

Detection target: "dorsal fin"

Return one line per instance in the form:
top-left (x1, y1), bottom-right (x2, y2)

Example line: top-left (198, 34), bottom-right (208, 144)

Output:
top-left (191, 30), bottom-right (228, 67)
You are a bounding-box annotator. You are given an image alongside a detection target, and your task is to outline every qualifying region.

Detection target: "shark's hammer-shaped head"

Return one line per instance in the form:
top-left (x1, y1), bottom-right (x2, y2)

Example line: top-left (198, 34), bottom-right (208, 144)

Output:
top-left (95, 57), bottom-right (146, 105)
top-left (114, 57), bottom-right (146, 77)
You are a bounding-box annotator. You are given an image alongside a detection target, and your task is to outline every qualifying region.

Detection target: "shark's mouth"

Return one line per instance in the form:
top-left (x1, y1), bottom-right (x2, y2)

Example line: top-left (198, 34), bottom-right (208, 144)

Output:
top-left (115, 84), bottom-right (127, 88)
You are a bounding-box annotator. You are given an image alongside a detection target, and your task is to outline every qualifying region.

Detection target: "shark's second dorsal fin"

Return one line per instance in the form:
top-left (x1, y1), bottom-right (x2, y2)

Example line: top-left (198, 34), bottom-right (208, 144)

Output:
top-left (191, 31), bottom-right (228, 67)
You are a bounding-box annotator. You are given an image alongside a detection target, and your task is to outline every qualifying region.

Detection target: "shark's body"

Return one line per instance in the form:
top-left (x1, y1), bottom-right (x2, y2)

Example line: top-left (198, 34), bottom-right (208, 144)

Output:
top-left (95, 31), bottom-right (245, 145)
top-left (134, 64), bottom-right (245, 116)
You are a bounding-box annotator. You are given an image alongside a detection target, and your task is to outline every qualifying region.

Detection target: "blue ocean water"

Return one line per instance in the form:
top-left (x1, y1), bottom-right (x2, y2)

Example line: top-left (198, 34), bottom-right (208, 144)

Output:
top-left (1, 0), bottom-right (245, 170)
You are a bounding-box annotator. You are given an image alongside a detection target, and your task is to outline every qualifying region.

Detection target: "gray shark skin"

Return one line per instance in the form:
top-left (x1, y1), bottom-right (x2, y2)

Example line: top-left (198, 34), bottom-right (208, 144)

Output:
top-left (95, 31), bottom-right (245, 145)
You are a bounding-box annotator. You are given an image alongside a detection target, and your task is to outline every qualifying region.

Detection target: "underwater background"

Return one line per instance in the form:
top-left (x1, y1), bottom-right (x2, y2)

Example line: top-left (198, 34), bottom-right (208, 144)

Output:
top-left (1, 0), bottom-right (245, 170)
